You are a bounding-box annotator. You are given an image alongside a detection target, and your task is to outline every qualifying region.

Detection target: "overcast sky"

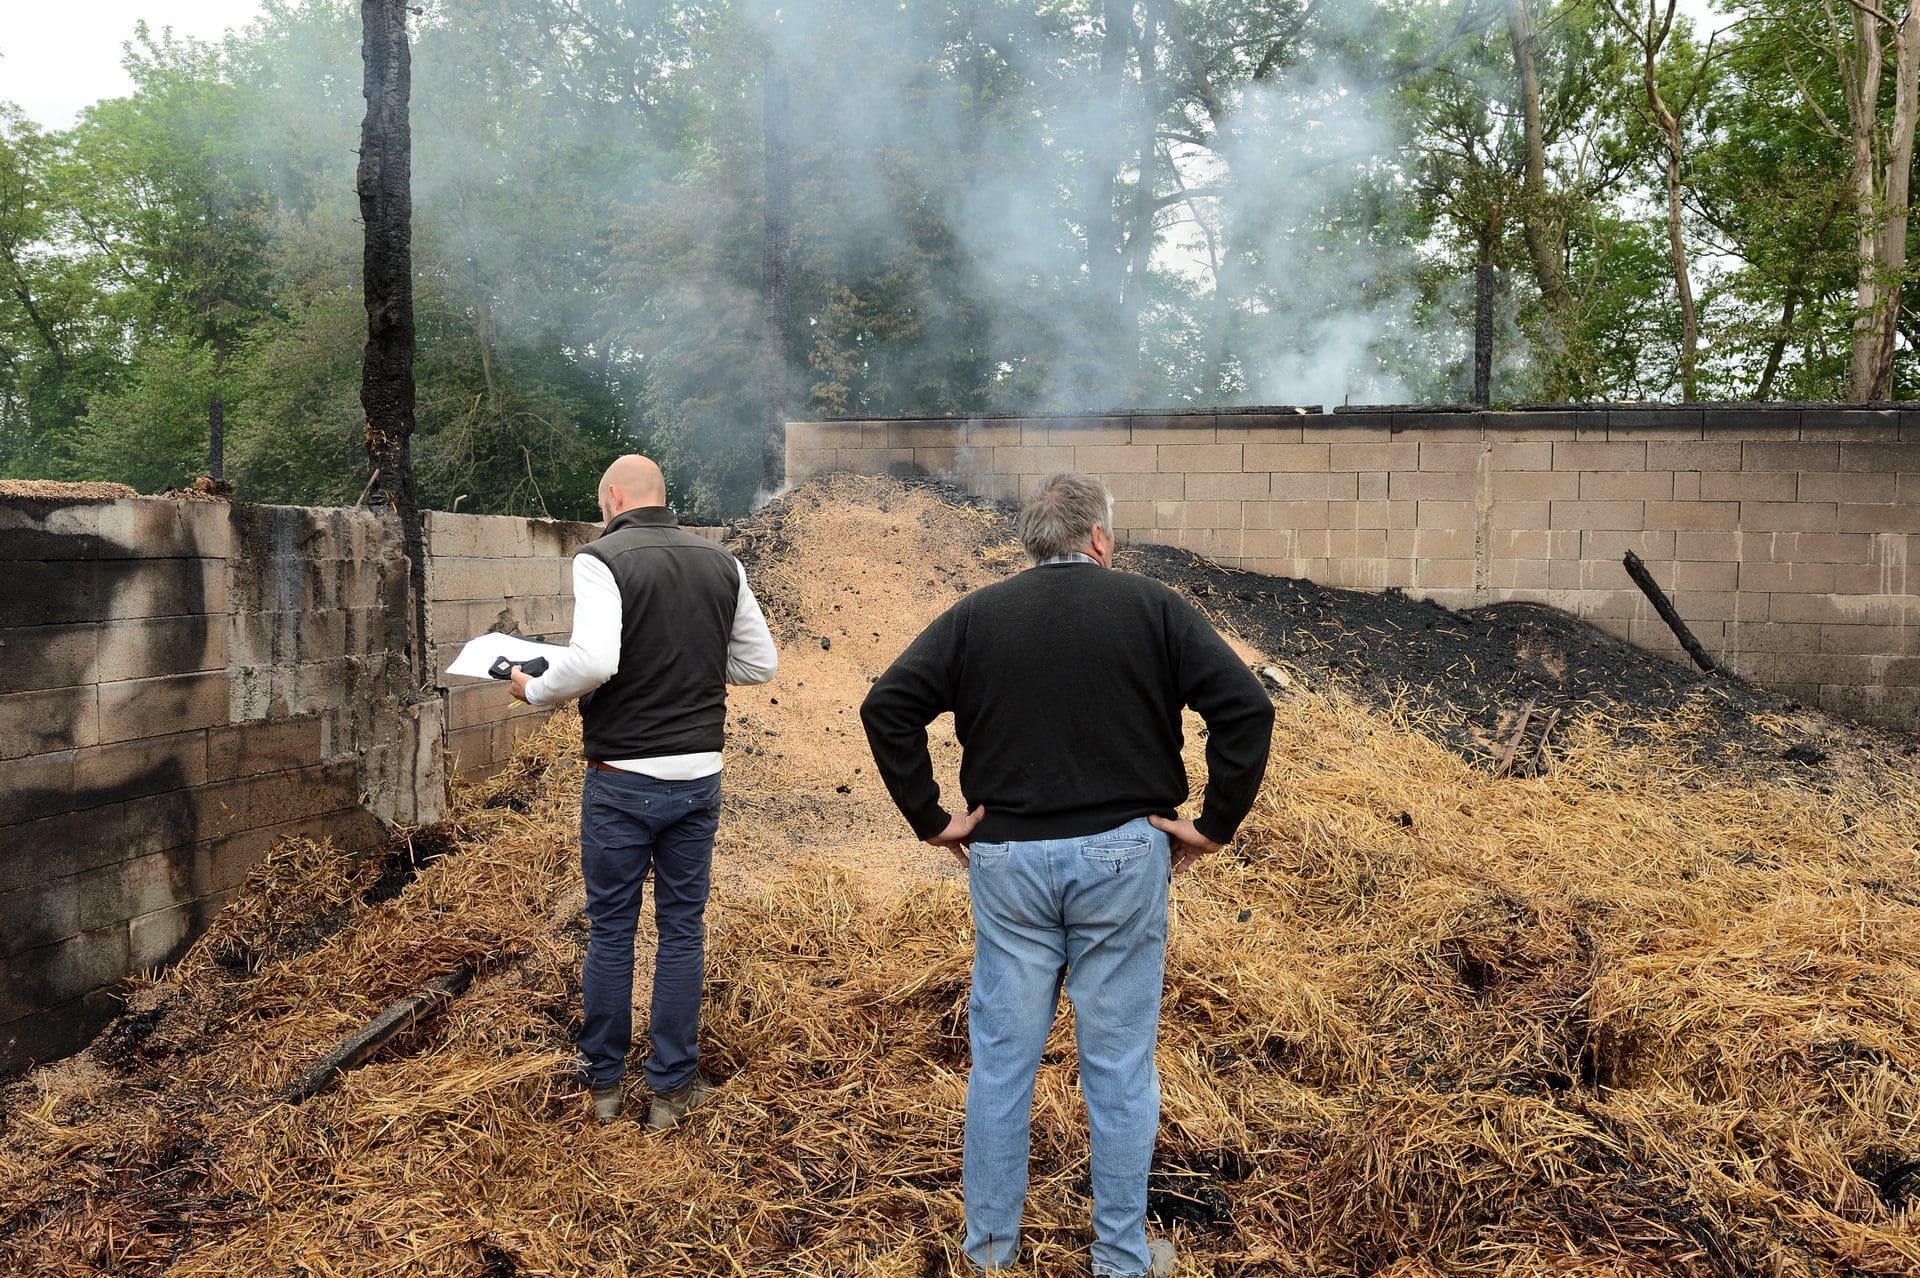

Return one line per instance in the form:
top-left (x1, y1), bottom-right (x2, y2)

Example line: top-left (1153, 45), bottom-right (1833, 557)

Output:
top-left (0, 1), bottom-right (267, 130)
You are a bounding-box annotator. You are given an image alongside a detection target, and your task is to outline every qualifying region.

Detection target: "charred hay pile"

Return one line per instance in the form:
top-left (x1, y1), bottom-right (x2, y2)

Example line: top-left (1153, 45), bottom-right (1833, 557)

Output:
top-left (3, 474), bottom-right (1918, 1277)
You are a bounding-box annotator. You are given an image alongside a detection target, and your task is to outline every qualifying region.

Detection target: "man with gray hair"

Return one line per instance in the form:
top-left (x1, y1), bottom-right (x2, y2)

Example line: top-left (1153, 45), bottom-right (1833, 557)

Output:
top-left (861, 473), bottom-right (1273, 1278)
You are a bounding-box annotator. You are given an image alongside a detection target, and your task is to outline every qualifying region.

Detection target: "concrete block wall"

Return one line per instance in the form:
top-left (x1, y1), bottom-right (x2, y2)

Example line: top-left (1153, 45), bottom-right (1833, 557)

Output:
top-left (0, 496), bottom-right (435, 1070)
top-left (788, 407), bottom-right (1920, 732)
top-left (423, 510), bottom-right (599, 779)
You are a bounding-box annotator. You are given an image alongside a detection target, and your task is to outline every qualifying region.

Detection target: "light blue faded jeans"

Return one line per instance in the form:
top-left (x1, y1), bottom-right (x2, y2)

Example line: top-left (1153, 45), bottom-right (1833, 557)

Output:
top-left (963, 816), bottom-right (1171, 1278)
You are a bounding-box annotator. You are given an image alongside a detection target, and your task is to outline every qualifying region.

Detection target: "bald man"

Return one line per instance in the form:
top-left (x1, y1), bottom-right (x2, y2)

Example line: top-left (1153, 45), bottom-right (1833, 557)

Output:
top-left (511, 454), bottom-right (777, 1130)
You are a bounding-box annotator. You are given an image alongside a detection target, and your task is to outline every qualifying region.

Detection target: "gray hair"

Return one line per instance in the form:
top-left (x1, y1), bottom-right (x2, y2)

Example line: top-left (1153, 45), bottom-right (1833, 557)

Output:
top-left (1017, 472), bottom-right (1113, 561)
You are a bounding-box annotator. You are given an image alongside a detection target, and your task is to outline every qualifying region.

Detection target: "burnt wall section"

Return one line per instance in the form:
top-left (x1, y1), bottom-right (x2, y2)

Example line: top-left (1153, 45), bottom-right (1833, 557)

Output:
top-left (0, 496), bottom-right (444, 1072)
top-left (788, 407), bottom-right (1919, 732)
top-left (424, 510), bottom-right (599, 779)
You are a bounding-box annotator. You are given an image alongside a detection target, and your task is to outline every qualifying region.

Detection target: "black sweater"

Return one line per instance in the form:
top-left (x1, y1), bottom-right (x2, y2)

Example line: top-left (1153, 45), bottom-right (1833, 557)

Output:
top-left (860, 563), bottom-right (1274, 845)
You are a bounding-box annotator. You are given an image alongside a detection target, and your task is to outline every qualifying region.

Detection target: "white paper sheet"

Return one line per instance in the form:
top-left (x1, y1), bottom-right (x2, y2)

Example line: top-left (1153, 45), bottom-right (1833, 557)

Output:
top-left (446, 633), bottom-right (572, 680)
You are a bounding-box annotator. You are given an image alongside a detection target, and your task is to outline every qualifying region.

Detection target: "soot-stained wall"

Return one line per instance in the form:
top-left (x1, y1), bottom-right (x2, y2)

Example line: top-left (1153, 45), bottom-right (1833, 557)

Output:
top-left (0, 495), bottom-right (466, 1073)
top-left (788, 406), bottom-right (1919, 733)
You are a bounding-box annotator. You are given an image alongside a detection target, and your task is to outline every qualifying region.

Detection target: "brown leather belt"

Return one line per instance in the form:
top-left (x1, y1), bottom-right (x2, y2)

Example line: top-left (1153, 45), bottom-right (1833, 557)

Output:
top-left (587, 760), bottom-right (623, 773)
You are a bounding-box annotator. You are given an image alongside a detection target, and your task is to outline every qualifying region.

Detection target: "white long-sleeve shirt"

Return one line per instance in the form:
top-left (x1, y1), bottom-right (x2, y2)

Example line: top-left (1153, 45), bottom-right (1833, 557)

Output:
top-left (525, 553), bottom-right (778, 778)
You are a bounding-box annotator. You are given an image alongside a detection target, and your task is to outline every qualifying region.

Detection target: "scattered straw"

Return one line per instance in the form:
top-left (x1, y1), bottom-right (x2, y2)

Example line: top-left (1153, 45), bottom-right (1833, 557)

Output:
top-left (3, 476), bottom-right (1916, 1277)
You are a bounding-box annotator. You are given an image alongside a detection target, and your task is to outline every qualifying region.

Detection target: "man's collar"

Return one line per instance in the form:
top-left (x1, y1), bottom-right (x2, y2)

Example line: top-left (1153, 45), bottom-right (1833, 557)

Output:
top-left (1034, 551), bottom-right (1098, 567)
top-left (603, 506), bottom-right (679, 535)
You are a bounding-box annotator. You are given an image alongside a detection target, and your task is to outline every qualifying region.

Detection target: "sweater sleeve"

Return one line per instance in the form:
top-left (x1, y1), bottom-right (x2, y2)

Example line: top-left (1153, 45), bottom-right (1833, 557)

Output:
top-left (860, 606), bottom-right (961, 841)
top-left (1169, 596), bottom-right (1275, 845)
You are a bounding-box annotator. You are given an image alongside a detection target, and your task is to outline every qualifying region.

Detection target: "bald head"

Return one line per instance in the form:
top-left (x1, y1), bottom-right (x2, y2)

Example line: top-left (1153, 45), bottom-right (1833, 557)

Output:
top-left (598, 454), bottom-right (666, 523)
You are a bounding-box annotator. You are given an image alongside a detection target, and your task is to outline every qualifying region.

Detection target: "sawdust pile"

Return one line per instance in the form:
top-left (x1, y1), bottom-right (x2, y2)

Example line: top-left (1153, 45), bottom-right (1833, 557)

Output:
top-left (4, 475), bottom-right (1919, 1277)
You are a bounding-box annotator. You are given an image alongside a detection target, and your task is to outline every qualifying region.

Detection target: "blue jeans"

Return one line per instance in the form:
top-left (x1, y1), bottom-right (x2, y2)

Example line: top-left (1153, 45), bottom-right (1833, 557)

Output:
top-left (963, 816), bottom-right (1171, 1278)
top-left (575, 766), bottom-right (722, 1092)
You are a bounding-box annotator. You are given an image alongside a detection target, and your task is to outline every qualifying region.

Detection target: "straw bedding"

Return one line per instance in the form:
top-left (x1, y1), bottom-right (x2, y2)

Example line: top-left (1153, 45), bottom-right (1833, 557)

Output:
top-left (3, 474), bottom-right (1917, 1277)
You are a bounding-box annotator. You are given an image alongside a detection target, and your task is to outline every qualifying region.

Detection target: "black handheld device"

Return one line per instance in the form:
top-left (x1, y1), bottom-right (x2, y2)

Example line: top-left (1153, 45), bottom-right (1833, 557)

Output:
top-left (489, 655), bottom-right (549, 680)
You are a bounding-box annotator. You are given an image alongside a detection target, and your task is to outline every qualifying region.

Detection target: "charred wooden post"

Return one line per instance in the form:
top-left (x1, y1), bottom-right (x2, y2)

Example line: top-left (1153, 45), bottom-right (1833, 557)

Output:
top-left (281, 968), bottom-right (475, 1104)
top-left (760, 53), bottom-right (793, 495)
top-left (1473, 259), bottom-right (1494, 406)
top-left (1623, 549), bottom-right (1723, 675)
top-left (358, 0), bottom-right (428, 680)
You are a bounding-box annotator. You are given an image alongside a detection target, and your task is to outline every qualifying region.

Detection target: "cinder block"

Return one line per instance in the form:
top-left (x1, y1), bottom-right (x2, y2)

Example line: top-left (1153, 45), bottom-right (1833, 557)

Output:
top-left (0, 924), bottom-right (130, 1022)
top-left (1768, 593), bottom-right (1898, 626)
top-left (1188, 472), bottom-right (1272, 501)
top-left (1156, 443), bottom-right (1243, 473)
top-left (1671, 561), bottom-right (1739, 591)
top-left (1629, 617), bottom-right (1722, 650)
top-left (1487, 410), bottom-right (1582, 432)
top-left (1839, 442), bottom-right (1920, 472)
top-left (1491, 472), bottom-right (1577, 502)
top-left (1418, 442), bottom-right (1486, 473)
top-left (205, 716), bottom-right (326, 781)
top-left (70, 731), bottom-right (210, 805)
top-left (1674, 530), bottom-right (1744, 561)
top-left (1, 747), bottom-right (78, 826)
top-left (0, 685), bottom-right (99, 762)
top-left (1387, 528), bottom-right (1475, 560)
top-left (1356, 472), bottom-right (1388, 500)
top-left (1738, 560), bottom-right (1836, 593)
top-left (1243, 501), bottom-right (1330, 531)
top-left (1486, 559), bottom-right (1552, 590)
top-left (1219, 410), bottom-right (1310, 442)
top-left (995, 445), bottom-right (1079, 474)
top-left (1488, 529), bottom-right (1551, 559)
top-left (1832, 561), bottom-right (1911, 595)
top-left (1328, 441), bottom-right (1416, 472)
top-left (190, 759), bottom-right (360, 842)
top-left (1672, 472), bottom-right (1700, 500)
top-left (1725, 621), bottom-right (1824, 654)
top-left (1739, 501), bottom-right (1838, 533)
top-left (1553, 441), bottom-right (1648, 471)
top-left (1647, 441), bottom-right (1743, 471)
top-left (1700, 471), bottom-right (1795, 502)
top-left (1389, 471), bottom-right (1479, 501)
top-left (0, 623), bottom-right (100, 697)
top-left (95, 671), bottom-right (228, 748)
top-left (785, 448), bottom-right (838, 481)
top-left (886, 421), bottom-right (965, 447)
top-left (92, 614), bottom-right (226, 684)
top-left (1667, 590), bottom-right (1744, 622)
top-left (1266, 472), bottom-right (1340, 500)
top-left (1821, 623), bottom-right (1920, 655)
top-left (1549, 500), bottom-right (1645, 531)
top-left (1074, 444), bottom-right (1157, 474)
top-left (1326, 529), bottom-right (1389, 558)
top-left (1803, 408), bottom-right (1900, 435)
top-left (1415, 500), bottom-right (1478, 532)
top-left (1581, 471), bottom-right (1675, 501)
top-left (1573, 589), bottom-right (1655, 621)
top-left (1482, 498), bottom-right (1543, 525)
top-left (1764, 532), bottom-right (1873, 564)
top-left (1605, 408), bottom-right (1702, 434)
top-left (1743, 441), bottom-right (1840, 472)
top-left (127, 900), bottom-right (199, 971)
top-left (1411, 559), bottom-right (1476, 589)
top-left (1131, 416), bottom-right (1216, 444)
top-left (1485, 442), bottom-right (1554, 470)
top-left (1582, 530), bottom-right (1677, 561)
top-left (1704, 404), bottom-right (1804, 429)
top-left (1172, 500), bottom-right (1239, 529)
top-left (1244, 442), bottom-right (1333, 473)
top-left (1644, 501), bottom-right (1740, 531)
top-left (1814, 683), bottom-right (1920, 732)
top-left (1837, 503), bottom-right (1920, 534)
top-left (1797, 471), bottom-right (1895, 504)
top-left (1106, 473), bottom-right (1184, 502)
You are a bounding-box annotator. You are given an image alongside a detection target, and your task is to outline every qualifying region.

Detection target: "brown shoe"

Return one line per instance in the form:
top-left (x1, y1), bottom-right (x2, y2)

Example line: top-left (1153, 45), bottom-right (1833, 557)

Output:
top-left (645, 1075), bottom-right (714, 1132)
